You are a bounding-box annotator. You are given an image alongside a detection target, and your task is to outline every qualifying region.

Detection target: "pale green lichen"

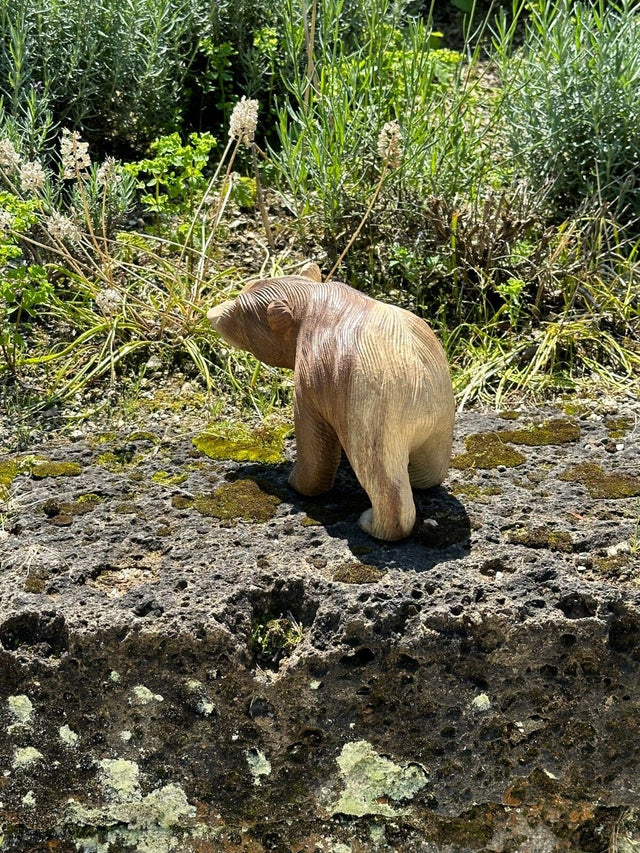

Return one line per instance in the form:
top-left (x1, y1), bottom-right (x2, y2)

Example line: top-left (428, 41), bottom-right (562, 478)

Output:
top-left (246, 749), bottom-right (271, 786)
top-left (21, 791), bottom-right (36, 807)
top-left (109, 670), bottom-right (121, 683)
top-left (59, 724), bottom-right (79, 746)
top-left (120, 730), bottom-right (133, 743)
top-left (131, 685), bottom-right (164, 705)
top-left (332, 740), bottom-right (428, 817)
top-left (13, 746), bottom-right (43, 768)
top-left (100, 758), bottom-right (140, 799)
top-left (186, 680), bottom-right (215, 717)
top-left (471, 694), bottom-right (491, 713)
top-left (66, 756), bottom-right (197, 853)
top-left (7, 695), bottom-right (34, 730)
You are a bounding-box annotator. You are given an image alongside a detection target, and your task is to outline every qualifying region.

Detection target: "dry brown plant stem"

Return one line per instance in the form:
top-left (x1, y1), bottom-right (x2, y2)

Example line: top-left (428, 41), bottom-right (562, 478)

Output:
top-left (326, 161), bottom-right (390, 282)
top-left (252, 143), bottom-right (275, 251)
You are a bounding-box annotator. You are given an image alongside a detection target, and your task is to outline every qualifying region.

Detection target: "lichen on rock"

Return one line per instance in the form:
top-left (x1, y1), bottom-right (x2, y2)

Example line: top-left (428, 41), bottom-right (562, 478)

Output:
top-left (331, 740), bottom-right (428, 817)
top-left (66, 757), bottom-right (198, 853)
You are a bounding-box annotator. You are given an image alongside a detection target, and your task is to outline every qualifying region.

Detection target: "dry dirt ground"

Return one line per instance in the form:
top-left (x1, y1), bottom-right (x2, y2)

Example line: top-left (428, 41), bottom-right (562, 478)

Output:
top-left (0, 391), bottom-right (639, 852)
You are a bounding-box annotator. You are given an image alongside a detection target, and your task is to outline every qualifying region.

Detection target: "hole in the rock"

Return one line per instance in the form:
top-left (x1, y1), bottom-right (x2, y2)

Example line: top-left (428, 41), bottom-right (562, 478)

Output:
top-left (0, 612), bottom-right (69, 656)
top-left (340, 647), bottom-right (376, 667)
top-left (556, 593), bottom-right (597, 620)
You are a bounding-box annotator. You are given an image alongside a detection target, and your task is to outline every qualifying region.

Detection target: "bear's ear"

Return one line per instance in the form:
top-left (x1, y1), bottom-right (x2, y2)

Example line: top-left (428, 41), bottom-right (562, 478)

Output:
top-left (267, 300), bottom-right (294, 334)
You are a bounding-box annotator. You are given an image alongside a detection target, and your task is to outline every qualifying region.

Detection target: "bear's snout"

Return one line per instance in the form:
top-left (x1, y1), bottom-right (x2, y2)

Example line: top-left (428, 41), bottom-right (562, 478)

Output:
top-left (207, 301), bottom-right (234, 330)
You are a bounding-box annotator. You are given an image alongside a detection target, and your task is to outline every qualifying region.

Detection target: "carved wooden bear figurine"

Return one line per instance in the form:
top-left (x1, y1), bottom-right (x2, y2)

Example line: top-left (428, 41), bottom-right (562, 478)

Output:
top-left (207, 266), bottom-right (455, 541)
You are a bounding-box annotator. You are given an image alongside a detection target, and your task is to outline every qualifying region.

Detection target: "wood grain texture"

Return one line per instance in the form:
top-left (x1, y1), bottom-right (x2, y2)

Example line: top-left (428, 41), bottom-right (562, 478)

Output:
top-left (207, 275), bottom-right (455, 541)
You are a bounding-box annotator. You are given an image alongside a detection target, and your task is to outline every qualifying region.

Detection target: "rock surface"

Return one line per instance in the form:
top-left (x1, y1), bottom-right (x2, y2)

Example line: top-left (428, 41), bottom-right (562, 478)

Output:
top-left (0, 400), bottom-right (639, 852)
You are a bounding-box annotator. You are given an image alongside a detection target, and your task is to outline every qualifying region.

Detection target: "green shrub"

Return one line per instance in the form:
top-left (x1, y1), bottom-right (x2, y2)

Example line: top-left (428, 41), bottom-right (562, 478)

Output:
top-left (0, 0), bottom-right (206, 152)
top-left (495, 0), bottom-right (640, 226)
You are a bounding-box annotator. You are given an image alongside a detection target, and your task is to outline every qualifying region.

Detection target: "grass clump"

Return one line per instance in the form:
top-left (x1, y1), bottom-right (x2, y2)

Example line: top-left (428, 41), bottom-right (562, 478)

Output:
top-left (250, 615), bottom-right (303, 665)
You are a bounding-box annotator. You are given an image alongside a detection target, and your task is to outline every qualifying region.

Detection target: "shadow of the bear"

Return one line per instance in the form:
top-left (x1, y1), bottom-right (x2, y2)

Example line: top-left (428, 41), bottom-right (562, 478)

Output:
top-left (226, 456), bottom-right (471, 573)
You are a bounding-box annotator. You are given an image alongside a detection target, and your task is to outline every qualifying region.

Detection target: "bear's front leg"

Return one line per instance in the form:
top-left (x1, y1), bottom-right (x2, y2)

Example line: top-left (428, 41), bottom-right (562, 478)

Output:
top-left (288, 396), bottom-right (341, 496)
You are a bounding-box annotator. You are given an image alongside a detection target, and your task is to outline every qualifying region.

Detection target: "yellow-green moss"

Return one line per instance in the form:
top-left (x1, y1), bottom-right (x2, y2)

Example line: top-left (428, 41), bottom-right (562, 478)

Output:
top-left (96, 450), bottom-right (142, 472)
top-left (604, 416), bottom-right (635, 439)
top-left (506, 525), bottom-right (573, 552)
top-left (88, 431), bottom-right (117, 447)
top-left (171, 495), bottom-right (193, 510)
top-left (193, 420), bottom-right (291, 464)
top-left (43, 494), bottom-right (102, 522)
top-left (449, 483), bottom-right (504, 502)
top-left (500, 418), bottom-right (580, 446)
top-left (498, 410), bottom-right (521, 420)
top-left (300, 515), bottom-right (322, 527)
top-left (31, 460), bottom-right (83, 478)
top-left (0, 458), bottom-right (20, 500)
top-left (450, 433), bottom-right (526, 470)
top-left (193, 479), bottom-right (280, 522)
top-left (560, 463), bottom-right (640, 499)
top-left (151, 471), bottom-right (188, 486)
top-left (593, 554), bottom-right (631, 577)
top-left (250, 616), bottom-right (303, 661)
top-left (332, 562), bottom-right (386, 584)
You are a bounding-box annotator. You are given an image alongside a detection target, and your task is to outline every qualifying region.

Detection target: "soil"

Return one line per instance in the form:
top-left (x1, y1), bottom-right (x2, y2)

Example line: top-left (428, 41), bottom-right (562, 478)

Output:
top-left (0, 391), bottom-right (639, 852)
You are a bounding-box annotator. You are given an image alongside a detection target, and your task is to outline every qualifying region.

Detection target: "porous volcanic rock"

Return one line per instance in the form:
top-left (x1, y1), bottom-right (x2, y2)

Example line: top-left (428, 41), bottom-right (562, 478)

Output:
top-left (0, 401), bottom-right (639, 852)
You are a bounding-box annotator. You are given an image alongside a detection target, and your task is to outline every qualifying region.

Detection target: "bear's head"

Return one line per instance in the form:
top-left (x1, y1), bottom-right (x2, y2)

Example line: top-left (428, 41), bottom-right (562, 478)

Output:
top-left (207, 274), bottom-right (319, 369)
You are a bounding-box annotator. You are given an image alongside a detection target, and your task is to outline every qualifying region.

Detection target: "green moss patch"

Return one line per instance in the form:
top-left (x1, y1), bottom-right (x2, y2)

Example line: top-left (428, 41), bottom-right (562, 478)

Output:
top-left (604, 416), bottom-right (635, 439)
top-left (0, 458), bottom-right (20, 500)
top-left (151, 471), bottom-right (189, 486)
top-left (450, 433), bottom-right (526, 470)
top-left (560, 463), bottom-right (640, 499)
top-left (506, 525), bottom-right (573, 552)
top-left (171, 495), bottom-right (193, 510)
top-left (500, 418), bottom-right (580, 446)
top-left (333, 562), bottom-right (386, 584)
top-left (193, 420), bottom-right (291, 464)
top-left (498, 410), bottom-right (521, 420)
top-left (593, 553), bottom-right (632, 578)
top-left (31, 461), bottom-right (83, 478)
top-left (193, 479), bottom-right (281, 522)
top-left (127, 430), bottom-right (160, 443)
top-left (96, 448), bottom-right (145, 472)
top-left (42, 493), bottom-right (102, 523)
top-left (250, 616), bottom-right (303, 664)
top-left (449, 482), bottom-right (503, 502)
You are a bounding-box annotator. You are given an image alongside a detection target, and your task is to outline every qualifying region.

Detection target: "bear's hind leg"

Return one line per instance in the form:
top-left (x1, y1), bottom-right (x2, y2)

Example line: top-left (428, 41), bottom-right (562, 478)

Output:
top-left (289, 398), bottom-right (341, 496)
top-left (408, 425), bottom-right (453, 489)
top-left (350, 449), bottom-right (416, 541)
